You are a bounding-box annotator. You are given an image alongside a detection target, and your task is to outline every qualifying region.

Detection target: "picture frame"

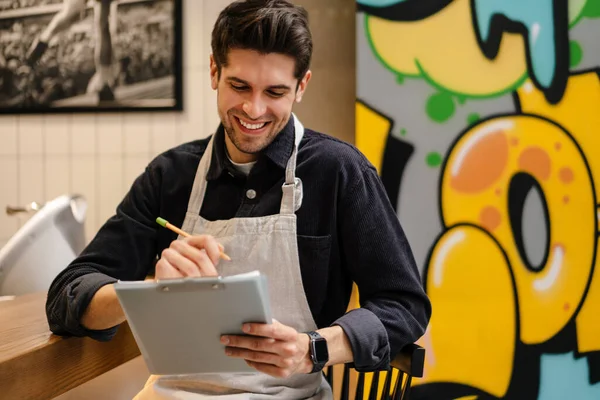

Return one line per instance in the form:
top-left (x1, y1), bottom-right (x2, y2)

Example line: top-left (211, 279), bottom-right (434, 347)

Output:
top-left (0, 0), bottom-right (183, 114)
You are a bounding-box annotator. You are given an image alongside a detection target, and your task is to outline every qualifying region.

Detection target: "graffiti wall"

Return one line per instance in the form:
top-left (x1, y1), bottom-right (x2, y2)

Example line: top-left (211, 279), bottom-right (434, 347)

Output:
top-left (355, 0), bottom-right (600, 399)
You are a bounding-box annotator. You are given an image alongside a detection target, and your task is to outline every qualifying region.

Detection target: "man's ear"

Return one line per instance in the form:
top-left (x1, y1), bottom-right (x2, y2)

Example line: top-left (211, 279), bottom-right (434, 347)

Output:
top-left (295, 70), bottom-right (312, 103)
top-left (209, 54), bottom-right (219, 90)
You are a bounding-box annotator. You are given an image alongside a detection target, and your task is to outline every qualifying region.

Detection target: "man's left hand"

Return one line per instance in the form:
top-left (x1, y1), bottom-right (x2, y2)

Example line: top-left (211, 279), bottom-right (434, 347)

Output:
top-left (221, 320), bottom-right (313, 378)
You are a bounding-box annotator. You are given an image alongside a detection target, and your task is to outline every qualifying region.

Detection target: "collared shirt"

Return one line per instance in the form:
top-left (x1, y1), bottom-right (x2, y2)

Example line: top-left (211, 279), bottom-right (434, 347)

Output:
top-left (45, 116), bottom-right (431, 372)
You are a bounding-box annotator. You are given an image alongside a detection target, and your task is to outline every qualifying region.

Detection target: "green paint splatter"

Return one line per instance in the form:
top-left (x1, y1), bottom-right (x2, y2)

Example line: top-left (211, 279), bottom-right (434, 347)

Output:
top-left (570, 41), bottom-right (583, 67)
top-left (457, 96), bottom-right (467, 105)
top-left (569, 0), bottom-right (588, 25)
top-left (396, 74), bottom-right (405, 84)
top-left (467, 113), bottom-right (480, 125)
top-left (582, 0), bottom-right (600, 18)
top-left (426, 152), bottom-right (443, 167)
top-left (426, 92), bottom-right (455, 123)
top-left (400, 128), bottom-right (407, 136)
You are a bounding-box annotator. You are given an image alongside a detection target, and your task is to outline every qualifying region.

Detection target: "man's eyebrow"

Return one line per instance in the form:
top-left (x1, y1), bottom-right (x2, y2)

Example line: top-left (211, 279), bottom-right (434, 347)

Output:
top-left (226, 77), bottom-right (291, 91)
top-left (226, 77), bottom-right (249, 85)
top-left (266, 84), bottom-right (292, 91)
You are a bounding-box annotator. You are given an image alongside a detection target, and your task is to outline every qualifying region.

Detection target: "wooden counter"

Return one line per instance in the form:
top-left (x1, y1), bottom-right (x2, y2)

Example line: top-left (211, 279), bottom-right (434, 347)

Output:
top-left (0, 292), bottom-right (140, 400)
top-left (0, 292), bottom-right (424, 400)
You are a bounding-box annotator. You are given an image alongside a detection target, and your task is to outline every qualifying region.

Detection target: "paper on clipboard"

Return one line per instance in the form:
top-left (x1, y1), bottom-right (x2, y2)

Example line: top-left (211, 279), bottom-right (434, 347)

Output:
top-left (114, 270), bottom-right (272, 375)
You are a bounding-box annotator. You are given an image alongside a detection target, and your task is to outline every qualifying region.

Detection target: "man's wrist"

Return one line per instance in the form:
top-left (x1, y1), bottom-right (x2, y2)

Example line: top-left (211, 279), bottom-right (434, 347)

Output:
top-left (304, 330), bottom-right (329, 374)
top-left (297, 333), bottom-right (314, 374)
top-left (81, 283), bottom-right (125, 330)
top-left (314, 326), bottom-right (353, 368)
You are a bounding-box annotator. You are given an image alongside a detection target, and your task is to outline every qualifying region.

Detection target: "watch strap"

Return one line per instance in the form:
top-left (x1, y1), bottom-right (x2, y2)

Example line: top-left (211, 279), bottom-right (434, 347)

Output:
top-left (306, 331), bottom-right (327, 374)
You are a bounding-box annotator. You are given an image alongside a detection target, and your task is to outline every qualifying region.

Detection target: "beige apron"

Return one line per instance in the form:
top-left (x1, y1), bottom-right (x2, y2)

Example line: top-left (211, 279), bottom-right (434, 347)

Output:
top-left (134, 114), bottom-right (332, 399)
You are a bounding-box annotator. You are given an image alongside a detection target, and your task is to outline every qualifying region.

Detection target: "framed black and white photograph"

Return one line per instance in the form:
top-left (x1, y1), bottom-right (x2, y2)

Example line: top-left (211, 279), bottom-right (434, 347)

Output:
top-left (0, 0), bottom-right (183, 114)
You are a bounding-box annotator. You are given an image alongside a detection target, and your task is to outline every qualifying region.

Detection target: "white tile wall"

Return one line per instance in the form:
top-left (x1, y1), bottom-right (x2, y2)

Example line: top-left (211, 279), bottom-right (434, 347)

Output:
top-left (0, 0), bottom-right (229, 245)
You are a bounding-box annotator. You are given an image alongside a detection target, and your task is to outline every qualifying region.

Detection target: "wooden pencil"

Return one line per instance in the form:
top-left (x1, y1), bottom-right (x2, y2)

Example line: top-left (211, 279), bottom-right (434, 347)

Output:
top-left (156, 217), bottom-right (231, 261)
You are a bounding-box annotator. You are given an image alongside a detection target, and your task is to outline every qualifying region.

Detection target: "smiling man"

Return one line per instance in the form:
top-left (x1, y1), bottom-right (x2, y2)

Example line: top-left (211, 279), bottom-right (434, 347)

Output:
top-left (45, 0), bottom-right (431, 398)
top-left (214, 49), bottom-right (304, 163)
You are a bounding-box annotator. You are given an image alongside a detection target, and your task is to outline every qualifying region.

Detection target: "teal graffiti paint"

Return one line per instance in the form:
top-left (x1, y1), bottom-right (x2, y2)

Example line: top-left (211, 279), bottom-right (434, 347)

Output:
top-left (538, 352), bottom-right (600, 399)
top-left (471, 0), bottom-right (569, 103)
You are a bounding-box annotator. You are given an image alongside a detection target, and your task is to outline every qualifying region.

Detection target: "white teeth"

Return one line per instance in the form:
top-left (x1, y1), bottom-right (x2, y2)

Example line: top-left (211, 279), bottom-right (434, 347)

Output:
top-left (238, 118), bottom-right (266, 130)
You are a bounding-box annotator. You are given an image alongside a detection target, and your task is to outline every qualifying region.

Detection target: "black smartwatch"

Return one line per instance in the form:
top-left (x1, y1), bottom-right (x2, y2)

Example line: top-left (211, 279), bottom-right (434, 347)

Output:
top-left (306, 331), bottom-right (329, 373)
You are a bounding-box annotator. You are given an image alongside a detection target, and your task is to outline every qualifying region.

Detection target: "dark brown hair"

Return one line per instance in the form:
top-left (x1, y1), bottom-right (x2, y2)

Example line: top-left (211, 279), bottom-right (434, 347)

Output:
top-left (211, 0), bottom-right (313, 82)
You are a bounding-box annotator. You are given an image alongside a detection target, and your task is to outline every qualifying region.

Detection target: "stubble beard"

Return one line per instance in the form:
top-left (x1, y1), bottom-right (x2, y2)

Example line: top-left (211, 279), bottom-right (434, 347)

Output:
top-left (223, 113), bottom-right (282, 156)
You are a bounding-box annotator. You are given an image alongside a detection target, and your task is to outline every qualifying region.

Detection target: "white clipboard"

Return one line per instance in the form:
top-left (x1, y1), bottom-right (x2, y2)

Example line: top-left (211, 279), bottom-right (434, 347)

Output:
top-left (114, 270), bottom-right (272, 375)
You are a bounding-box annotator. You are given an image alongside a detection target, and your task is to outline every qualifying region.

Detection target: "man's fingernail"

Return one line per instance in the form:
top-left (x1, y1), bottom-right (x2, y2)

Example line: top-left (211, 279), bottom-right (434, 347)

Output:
top-left (225, 348), bottom-right (232, 355)
top-left (221, 336), bottom-right (229, 344)
top-left (243, 324), bottom-right (251, 333)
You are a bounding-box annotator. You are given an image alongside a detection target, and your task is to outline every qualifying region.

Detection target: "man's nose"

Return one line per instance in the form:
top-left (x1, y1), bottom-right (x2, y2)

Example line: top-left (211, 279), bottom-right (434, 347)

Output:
top-left (242, 96), bottom-right (267, 119)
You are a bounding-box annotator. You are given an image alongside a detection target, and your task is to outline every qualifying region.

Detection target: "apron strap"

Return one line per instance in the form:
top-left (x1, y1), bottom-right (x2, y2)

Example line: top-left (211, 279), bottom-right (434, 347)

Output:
top-left (182, 113), bottom-right (305, 227)
top-left (181, 135), bottom-right (214, 234)
top-left (280, 113), bottom-right (304, 215)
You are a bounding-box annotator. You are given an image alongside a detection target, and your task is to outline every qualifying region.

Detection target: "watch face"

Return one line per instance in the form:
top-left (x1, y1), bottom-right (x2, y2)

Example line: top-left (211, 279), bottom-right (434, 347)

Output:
top-left (312, 339), bottom-right (329, 362)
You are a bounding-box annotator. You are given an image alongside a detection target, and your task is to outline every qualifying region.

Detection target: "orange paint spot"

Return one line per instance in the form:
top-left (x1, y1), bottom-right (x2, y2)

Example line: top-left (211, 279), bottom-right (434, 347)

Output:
top-left (450, 130), bottom-right (509, 194)
top-left (555, 142), bottom-right (562, 151)
top-left (563, 196), bottom-right (570, 204)
top-left (559, 167), bottom-right (574, 184)
top-left (564, 303), bottom-right (570, 312)
top-left (480, 206), bottom-right (502, 231)
top-left (510, 137), bottom-right (519, 146)
top-left (518, 147), bottom-right (551, 181)
top-left (495, 188), bottom-right (502, 196)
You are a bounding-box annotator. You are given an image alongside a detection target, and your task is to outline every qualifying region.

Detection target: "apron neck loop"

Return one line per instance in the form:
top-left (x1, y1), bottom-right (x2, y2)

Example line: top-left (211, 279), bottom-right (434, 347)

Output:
top-left (185, 113), bottom-right (305, 220)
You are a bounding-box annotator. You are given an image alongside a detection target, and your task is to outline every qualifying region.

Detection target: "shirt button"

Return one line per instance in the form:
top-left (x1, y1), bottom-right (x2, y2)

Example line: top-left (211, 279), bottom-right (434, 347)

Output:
top-left (246, 189), bottom-right (257, 200)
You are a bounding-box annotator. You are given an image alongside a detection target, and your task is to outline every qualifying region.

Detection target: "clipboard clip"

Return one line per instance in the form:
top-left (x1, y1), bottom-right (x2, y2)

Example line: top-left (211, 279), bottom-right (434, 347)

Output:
top-left (155, 277), bottom-right (226, 292)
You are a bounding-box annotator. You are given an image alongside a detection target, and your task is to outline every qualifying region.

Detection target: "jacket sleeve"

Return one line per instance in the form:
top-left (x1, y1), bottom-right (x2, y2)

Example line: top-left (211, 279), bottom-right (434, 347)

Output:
top-left (332, 163), bottom-right (432, 371)
top-left (45, 162), bottom-right (162, 341)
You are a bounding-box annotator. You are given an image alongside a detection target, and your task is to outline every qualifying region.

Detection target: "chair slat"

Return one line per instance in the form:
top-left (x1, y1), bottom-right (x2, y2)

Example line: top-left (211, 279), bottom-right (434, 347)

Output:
top-left (356, 372), bottom-right (365, 400)
top-left (399, 376), bottom-right (413, 400)
top-left (392, 371), bottom-right (404, 400)
top-left (326, 366), bottom-right (333, 388)
top-left (381, 369), bottom-right (393, 400)
top-left (340, 364), bottom-right (351, 400)
top-left (368, 371), bottom-right (381, 400)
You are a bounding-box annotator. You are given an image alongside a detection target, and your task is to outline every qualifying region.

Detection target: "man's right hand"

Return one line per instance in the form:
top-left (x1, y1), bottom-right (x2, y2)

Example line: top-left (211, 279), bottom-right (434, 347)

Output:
top-left (81, 235), bottom-right (224, 331)
top-left (155, 235), bottom-right (224, 279)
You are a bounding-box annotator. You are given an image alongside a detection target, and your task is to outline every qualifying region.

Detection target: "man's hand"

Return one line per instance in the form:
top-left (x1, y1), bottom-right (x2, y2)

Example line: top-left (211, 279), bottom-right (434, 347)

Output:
top-left (221, 320), bottom-right (313, 378)
top-left (156, 235), bottom-right (224, 279)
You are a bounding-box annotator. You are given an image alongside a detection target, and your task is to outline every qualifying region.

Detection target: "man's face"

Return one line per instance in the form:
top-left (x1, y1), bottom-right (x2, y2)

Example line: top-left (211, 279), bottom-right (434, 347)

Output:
top-left (210, 48), bottom-right (311, 163)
